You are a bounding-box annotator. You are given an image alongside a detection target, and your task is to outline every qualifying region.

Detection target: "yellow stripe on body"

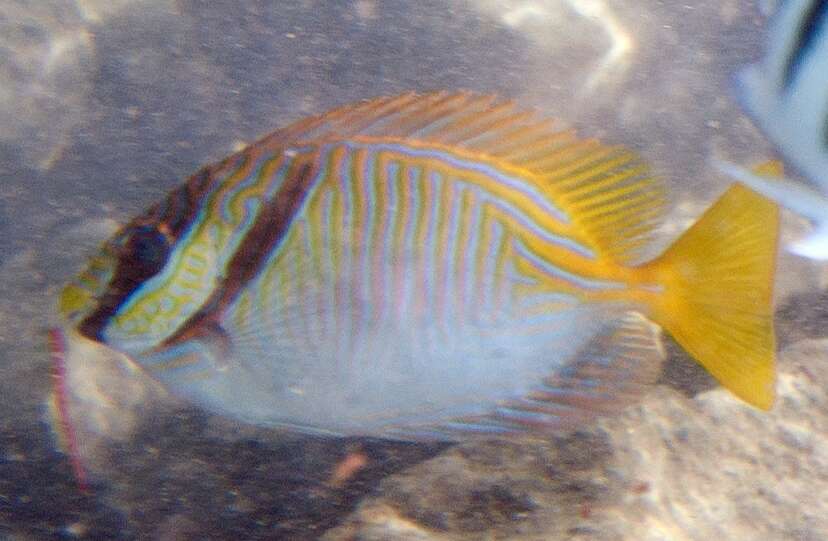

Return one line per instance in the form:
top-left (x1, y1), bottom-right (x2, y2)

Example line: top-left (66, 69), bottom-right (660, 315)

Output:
top-left (433, 167), bottom-right (452, 326)
top-left (349, 147), bottom-right (369, 353)
top-left (275, 230), bottom-right (299, 344)
top-left (413, 164), bottom-right (432, 319)
top-left (328, 149), bottom-right (346, 352)
top-left (305, 155), bottom-right (329, 343)
top-left (225, 154), bottom-right (287, 226)
top-left (370, 151), bottom-right (390, 327)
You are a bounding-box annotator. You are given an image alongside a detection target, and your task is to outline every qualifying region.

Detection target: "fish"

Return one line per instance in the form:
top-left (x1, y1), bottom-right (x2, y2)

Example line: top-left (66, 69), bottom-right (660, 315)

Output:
top-left (54, 91), bottom-right (779, 441)
top-left (714, 0), bottom-right (828, 259)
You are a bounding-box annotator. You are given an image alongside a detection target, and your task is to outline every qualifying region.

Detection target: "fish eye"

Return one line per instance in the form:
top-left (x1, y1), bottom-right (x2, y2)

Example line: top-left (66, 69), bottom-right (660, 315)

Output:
top-left (75, 225), bottom-right (171, 342)
top-left (122, 225), bottom-right (170, 279)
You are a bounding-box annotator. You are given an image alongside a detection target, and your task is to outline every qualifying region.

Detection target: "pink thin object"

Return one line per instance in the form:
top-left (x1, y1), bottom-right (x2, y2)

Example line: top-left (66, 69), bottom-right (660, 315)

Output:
top-left (47, 328), bottom-right (89, 493)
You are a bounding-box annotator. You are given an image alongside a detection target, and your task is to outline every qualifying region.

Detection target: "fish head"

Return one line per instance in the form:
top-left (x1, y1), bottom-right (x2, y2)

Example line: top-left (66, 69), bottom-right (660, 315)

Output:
top-left (59, 173), bottom-right (226, 353)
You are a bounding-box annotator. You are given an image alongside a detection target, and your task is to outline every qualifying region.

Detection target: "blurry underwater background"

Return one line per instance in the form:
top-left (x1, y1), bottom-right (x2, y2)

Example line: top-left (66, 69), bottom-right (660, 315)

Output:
top-left (2, 1), bottom-right (828, 539)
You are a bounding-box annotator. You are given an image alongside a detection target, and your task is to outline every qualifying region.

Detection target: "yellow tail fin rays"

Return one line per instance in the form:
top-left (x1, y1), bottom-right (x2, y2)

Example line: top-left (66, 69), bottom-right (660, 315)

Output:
top-left (642, 181), bottom-right (779, 409)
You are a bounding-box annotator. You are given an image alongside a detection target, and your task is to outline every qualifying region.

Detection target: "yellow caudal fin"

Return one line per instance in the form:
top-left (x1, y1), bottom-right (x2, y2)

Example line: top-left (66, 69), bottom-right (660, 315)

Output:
top-left (643, 175), bottom-right (779, 409)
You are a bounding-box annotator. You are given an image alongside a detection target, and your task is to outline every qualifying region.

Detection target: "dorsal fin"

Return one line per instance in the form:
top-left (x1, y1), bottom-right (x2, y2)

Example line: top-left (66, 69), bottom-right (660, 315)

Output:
top-left (243, 91), bottom-right (666, 263)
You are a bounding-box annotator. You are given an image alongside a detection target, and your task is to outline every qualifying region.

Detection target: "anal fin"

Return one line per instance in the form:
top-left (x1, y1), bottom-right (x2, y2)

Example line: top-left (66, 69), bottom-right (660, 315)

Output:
top-left (397, 312), bottom-right (664, 439)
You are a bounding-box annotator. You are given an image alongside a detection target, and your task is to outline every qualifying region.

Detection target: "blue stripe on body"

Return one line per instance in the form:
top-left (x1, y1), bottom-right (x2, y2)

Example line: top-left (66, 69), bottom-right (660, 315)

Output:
top-left (353, 149), bottom-right (377, 362)
top-left (397, 165), bottom-right (421, 324)
top-left (511, 237), bottom-right (625, 291)
top-left (424, 170), bottom-right (443, 354)
top-left (347, 140), bottom-right (594, 259)
top-left (442, 182), bottom-right (463, 330)
top-left (262, 155), bottom-right (295, 200)
top-left (514, 291), bottom-right (580, 311)
top-left (479, 192), bottom-right (594, 258)
top-left (349, 141), bottom-right (570, 223)
top-left (377, 159), bottom-right (399, 330)
top-left (220, 158), bottom-right (268, 224)
top-left (461, 189), bottom-right (484, 325)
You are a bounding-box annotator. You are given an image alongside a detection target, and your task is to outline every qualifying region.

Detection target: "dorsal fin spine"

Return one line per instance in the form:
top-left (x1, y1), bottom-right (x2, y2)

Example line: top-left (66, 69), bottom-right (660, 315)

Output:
top-left (423, 95), bottom-right (501, 142)
top-left (477, 119), bottom-right (560, 156)
top-left (386, 93), bottom-right (466, 138)
top-left (523, 140), bottom-right (604, 171)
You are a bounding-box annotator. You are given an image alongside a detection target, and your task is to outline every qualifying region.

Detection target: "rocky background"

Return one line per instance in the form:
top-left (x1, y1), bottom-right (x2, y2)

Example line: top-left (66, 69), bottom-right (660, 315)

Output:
top-left (2, 1), bottom-right (826, 539)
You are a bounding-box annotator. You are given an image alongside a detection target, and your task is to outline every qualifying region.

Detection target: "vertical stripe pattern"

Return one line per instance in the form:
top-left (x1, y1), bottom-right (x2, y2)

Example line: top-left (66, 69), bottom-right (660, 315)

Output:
top-left (226, 139), bottom-right (628, 376)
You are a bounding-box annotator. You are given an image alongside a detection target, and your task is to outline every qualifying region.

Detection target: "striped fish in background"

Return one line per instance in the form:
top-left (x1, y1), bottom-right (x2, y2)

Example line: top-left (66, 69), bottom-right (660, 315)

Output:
top-left (54, 92), bottom-right (779, 440)
top-left (715, 0), bottom-right (828, 259)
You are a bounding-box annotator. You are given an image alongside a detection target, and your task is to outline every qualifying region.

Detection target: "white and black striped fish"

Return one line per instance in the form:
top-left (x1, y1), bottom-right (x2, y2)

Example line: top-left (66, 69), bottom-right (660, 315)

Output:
top-left (716, 0), bottom-right (828, 259)
top-left (53, 92), bottom-right (779, 444)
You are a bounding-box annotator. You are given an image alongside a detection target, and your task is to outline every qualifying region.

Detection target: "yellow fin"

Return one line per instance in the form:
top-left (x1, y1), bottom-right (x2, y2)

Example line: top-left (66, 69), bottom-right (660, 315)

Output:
top-left (643, 179), bottom-right (779, 409)
top-left (541, 147), bottom-right (666, 264)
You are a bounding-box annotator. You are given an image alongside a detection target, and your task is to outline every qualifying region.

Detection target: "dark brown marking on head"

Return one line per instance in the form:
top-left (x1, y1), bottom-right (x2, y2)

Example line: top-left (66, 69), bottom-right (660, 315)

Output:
top-left (78, 225), bottom-right (172, 341)
top-left (77, 165), bottom-right (219, 342)
top-left (162, 156), bottom-right (319, 347)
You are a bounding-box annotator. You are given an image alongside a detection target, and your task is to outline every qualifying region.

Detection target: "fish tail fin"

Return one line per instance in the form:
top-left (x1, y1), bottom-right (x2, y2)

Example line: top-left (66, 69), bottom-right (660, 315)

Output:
top-left (641, 177), bottom-right (779, 409)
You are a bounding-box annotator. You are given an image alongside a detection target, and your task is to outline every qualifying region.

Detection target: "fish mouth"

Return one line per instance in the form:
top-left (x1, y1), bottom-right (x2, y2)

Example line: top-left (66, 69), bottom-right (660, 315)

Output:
top-left (47, 327), bottom-right (89, 493)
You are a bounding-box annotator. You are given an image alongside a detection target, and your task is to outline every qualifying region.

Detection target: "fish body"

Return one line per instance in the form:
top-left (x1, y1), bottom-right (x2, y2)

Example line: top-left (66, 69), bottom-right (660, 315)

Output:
top-left (718, 0), bottom-right (828, 259)
top-left (57, 92), bottom-right (779, 438)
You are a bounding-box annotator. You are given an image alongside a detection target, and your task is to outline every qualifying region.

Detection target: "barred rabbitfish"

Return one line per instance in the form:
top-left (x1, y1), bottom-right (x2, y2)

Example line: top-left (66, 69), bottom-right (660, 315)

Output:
top-left (715, 0), bottom-right (828, 259)
top-left (55, 92), bottom-right (779, 439)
